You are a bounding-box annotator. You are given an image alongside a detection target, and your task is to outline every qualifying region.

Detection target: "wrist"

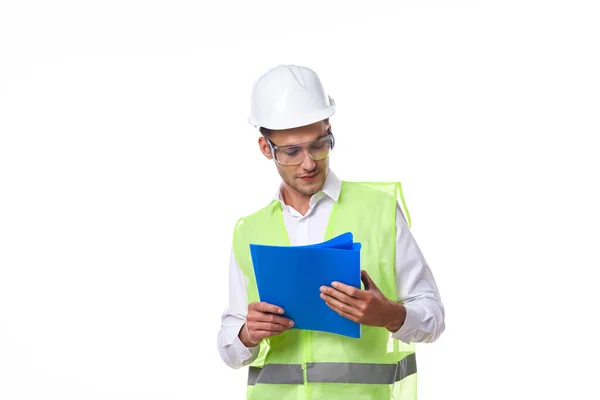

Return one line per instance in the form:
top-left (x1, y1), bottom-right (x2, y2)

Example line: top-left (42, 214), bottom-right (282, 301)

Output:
top-left (384, 302), bottom-right (406, 333)
top-left (238, 323), bottom-right (259, 348)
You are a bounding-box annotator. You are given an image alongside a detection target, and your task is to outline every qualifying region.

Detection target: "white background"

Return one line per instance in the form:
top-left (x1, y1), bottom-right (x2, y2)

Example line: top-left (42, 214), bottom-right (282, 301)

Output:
top-left (1, 1), bottom-right (599, 399)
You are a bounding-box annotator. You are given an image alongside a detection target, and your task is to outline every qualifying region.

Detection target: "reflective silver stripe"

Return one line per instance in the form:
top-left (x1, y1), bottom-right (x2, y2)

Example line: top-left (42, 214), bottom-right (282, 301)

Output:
top-left (395, 353), bottom-right (417, 383)
top-left (247, 354), bottom-right (417, 385)
top-left (307, 353), bottom-right (417, 384)
top-left (248, 364), bottom-right (304, 385)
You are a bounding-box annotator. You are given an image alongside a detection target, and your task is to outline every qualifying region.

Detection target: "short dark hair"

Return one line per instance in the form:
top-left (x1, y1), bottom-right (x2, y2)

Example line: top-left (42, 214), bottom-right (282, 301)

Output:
top-left (260, 118), bottom-right (329, 138)
top-left (259, 126), bottom-right (273, 137)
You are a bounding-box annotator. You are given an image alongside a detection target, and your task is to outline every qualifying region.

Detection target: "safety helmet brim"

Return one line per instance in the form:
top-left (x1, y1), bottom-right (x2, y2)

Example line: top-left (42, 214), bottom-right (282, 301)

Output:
top-left (249, 103), bottom-right (335, 130)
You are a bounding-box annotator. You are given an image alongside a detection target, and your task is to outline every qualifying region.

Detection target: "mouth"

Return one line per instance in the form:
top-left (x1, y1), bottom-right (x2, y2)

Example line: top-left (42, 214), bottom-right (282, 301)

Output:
top-left (299, 171), bottom-right (319, 181)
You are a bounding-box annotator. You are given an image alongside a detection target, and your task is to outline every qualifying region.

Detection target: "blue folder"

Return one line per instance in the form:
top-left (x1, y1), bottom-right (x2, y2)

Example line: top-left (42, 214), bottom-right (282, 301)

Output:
top-left (249, 232), bottom-right (361, 338)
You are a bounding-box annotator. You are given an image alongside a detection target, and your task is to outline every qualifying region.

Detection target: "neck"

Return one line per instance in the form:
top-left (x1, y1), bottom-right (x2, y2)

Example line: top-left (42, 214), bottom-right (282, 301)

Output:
top-left (281, 184), bottom-right (311, 215)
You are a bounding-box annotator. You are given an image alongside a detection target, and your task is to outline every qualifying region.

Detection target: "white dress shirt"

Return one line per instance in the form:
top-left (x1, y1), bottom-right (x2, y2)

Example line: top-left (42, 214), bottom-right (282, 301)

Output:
top-left (218, 170), bottom-right (445, 369)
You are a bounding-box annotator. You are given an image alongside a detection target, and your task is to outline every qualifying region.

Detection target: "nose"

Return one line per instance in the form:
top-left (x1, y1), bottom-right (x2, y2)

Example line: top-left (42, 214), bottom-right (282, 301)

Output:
top-left (300, 149), bottom-right (316, 170)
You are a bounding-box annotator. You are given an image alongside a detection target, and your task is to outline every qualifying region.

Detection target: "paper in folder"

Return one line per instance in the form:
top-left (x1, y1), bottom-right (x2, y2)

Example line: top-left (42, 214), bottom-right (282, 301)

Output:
top-left (249, 232), bottom-right (361, 338)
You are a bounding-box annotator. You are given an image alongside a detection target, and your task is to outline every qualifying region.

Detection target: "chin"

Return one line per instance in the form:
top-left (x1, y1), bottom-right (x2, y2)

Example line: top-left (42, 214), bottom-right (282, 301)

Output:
top-left (297, 178), bottom-right (325, 195)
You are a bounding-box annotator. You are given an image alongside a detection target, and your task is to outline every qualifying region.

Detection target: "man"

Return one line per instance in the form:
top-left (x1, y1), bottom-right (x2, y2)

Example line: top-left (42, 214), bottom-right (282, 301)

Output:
top-left (217, 64), bottom-right (445, 400)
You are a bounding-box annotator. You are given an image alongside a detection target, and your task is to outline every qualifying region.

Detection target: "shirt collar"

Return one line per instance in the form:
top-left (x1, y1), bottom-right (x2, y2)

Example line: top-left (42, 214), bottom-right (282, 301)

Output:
top-left (273, 169), bottom-right (342, 205)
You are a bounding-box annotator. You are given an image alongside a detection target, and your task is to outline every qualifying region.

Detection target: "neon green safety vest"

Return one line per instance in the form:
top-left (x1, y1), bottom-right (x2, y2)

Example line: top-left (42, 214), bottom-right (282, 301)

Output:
top-left (233, 181), bottom-right (417, 400)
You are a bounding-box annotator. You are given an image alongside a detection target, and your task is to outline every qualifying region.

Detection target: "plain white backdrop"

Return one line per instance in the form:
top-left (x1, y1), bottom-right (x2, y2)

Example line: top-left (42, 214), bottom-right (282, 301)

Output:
top-left (1, 1), bottom-right (599, 399)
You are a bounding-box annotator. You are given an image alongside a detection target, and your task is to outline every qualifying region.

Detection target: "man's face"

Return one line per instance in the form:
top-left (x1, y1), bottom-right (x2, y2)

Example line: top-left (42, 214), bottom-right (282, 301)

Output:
top-left (259, 120), bottom-right (331, 197)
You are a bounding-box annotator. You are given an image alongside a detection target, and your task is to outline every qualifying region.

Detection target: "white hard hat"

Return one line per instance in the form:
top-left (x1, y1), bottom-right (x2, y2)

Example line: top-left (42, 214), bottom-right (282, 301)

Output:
top-left (248, 65), bottom-right (335, 130)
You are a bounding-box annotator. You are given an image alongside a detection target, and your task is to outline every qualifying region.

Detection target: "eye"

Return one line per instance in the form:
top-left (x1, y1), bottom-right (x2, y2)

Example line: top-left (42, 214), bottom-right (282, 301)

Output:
top-left (283, 148), bottom-right (300, 157)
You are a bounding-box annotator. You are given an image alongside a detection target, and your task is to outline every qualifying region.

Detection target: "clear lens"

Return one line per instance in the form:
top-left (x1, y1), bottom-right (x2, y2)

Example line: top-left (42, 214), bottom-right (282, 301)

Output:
top-left (274, 136), bottom-right (332, 166)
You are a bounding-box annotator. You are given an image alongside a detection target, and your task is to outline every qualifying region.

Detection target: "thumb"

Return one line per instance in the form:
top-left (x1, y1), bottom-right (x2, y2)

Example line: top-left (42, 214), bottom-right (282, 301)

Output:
top-left (361, 270), bottom-right (380, 292)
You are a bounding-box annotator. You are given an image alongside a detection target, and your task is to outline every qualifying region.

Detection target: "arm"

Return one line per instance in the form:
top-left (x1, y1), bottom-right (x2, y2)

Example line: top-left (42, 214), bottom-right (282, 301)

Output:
top-left (391, 202), bottom-right (446, 343)
top-left (319, 203), bottom-right (445, 343)
top-left (217, 248), bottom-right (295, 369)
top-left (217, 248), bottom-right (260, 369)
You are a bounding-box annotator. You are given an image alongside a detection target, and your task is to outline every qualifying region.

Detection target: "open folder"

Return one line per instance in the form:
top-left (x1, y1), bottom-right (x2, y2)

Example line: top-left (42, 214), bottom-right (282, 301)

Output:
top-left (249, 232), bottom-right (361, 338)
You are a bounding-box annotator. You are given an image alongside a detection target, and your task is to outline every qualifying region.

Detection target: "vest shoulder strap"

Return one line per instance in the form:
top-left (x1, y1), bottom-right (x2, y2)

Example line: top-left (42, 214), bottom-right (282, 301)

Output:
top-left (343, 181), bottom-right (412, 229)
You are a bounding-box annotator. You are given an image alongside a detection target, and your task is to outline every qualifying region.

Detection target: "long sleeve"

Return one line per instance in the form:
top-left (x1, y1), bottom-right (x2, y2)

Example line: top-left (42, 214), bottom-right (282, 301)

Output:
top-left (217, 248), bottom-right (260, 369)
top-left (391, 203), bottom-right (446, 344)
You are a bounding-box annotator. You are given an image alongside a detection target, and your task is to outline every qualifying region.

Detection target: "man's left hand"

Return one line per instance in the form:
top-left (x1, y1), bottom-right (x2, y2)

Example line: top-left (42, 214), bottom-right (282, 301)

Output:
top-left (320, 270), bottom-right (406, 332)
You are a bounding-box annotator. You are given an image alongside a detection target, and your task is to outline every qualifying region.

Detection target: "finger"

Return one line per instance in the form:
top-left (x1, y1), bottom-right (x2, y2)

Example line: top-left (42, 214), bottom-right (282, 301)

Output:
top-left (361, 270), bottom-right (371, 290)
top-left (361, 270), bottom-right (380, 292)
top-left (320, 292), bottom-right (363, 318)
top-left (250, 322), bottom-right (293, 333)
top-left (251, 302), bottom-right (284, 314)
top-left (323, 301), bottom-right (360, 323)
top-left (320, 285), bottom-right (361, 306)
top-left (249, 312), bottom-right (294, 327)
top-left (329, 281), bottom-right (365, 299)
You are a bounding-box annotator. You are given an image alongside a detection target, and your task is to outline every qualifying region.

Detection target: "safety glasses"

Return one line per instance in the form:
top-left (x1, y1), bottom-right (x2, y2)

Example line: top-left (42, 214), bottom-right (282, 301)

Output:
top-left (267, 131), bottom-right (335, 166)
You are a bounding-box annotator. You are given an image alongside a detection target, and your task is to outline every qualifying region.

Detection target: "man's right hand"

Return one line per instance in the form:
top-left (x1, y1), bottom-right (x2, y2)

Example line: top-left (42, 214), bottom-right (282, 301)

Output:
top-left (238, 302), bottom-right (295, 347)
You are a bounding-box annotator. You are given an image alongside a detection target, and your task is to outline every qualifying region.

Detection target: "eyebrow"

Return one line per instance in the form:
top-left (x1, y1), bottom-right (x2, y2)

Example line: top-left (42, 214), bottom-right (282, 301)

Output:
top-left (271, 134), bottom-right (328, 149)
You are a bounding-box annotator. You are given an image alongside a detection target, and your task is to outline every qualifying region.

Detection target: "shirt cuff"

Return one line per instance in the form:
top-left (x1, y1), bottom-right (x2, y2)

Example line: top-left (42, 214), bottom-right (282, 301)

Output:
top-left (230, 326), bottom-right (260, 366)
top-left (391, 304), bottom-right (423, 344)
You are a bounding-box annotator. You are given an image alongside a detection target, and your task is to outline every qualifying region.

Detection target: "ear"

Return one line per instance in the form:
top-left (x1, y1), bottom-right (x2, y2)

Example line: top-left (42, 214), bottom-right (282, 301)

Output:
top-left (258, 137), bottom-right (273, 160)
top-left (328, 125), bottom-right (335, 150)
